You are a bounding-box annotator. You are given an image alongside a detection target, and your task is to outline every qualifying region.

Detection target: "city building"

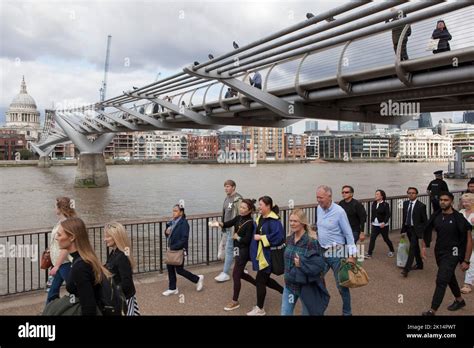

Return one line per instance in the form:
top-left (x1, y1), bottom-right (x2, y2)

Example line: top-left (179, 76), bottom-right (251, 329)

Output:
top-left (305, 120), bottom-right (318, 132)
top-left (285, 133), bottom-right (307, 159)
top-left (436, 122), bottom-right (474, 152)
top-left (306, 134), bottom-right (319, 159)
top-left (187, 133), bottom-right (219, 160)
top-left (462, 110), bottom-right (474, 124)
top-left (0, 129), bottom-right (27, 160)
top-left (242, 126), bottom-right (285, 161)
top-left (319, 134), bottom-right (391, 160)
top-left (218, 131), bottom-right (250, 152)
top-left (395, 129), bottom-right (452, 162)
top-left (3, 77), bottom-right (41, 148)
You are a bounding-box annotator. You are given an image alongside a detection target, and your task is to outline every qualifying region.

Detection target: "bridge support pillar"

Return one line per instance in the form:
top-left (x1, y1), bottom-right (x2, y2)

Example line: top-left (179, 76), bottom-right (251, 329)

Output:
top-left (53, 113), bottom-right (115, 188)
top-left (38, 156), bottom-right (52, 168)
top-left (75, 153), bottom-right (109, 188)
top-left (30, 143), bottom-right (55, 168)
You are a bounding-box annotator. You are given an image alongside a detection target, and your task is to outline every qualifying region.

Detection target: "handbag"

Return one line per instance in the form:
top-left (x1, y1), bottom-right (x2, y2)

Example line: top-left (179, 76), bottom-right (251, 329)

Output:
top-left (338, 259), bottom-right (369, 288)
top-left (426, 38), bottom-right (440, 51)
top-left (269, 242), bottom-right (286, 275)
top-left (40, 249), bottom-right (52, 270)
top-left (164, 223), bottom-right (185, 266)
top-left (165, 249), bottom-right (184, 266)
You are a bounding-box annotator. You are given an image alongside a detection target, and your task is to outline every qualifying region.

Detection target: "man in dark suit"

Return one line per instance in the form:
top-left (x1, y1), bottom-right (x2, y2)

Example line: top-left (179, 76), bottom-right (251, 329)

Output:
top-left (401, 187), bottom-right (428, 277)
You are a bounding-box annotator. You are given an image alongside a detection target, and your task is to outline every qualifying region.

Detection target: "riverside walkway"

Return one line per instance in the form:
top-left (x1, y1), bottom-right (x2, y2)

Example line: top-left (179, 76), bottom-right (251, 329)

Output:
top-left (1, 233), bottom-right (472, 316)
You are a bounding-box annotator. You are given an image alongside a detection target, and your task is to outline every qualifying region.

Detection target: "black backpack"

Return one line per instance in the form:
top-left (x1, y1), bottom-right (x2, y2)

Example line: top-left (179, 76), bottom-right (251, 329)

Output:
top-left (72, 256), bottom-right (127, 316)
top-left (99, 274), bottom-right (127, 316)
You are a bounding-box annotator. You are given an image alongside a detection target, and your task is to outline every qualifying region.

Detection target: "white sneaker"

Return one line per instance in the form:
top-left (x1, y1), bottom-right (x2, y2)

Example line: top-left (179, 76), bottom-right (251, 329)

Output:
top-left (214, 272), bottom-right (231, 282)
top-left (243, 268), bottom-right (249, 275)
top-left (246, 306), bottom-right (266, 316)
top-left (196, 275), bottom-right (204, 291)
top-left (162, 289), bottom-right (179, 296)
top-left (388, 252), bottom-right (394, 258)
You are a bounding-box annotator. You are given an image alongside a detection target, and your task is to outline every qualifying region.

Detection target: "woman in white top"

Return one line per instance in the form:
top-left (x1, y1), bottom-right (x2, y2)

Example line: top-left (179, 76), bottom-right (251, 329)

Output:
top-left (46, 197), bottom-right (76, 304)
top-left (459, 193), bottom-right (474, 294)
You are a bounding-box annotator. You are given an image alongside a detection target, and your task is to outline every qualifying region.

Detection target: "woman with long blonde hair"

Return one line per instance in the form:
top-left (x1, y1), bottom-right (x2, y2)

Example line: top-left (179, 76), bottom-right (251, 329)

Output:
top-left (281, 208), bottom-right (329, 316)
top-left (46, 197), bottom-right (77, 304)
top-left (459, 193), bottom-right (474, 294)
top-left (56, 217), bottom-right (109, 315)
top-left (104, 222), bottom-right (140, 315)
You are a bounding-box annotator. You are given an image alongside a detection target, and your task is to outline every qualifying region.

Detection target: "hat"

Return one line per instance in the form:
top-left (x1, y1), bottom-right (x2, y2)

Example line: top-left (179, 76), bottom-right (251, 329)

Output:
top-left (434, 170), bottom-right (443, 175)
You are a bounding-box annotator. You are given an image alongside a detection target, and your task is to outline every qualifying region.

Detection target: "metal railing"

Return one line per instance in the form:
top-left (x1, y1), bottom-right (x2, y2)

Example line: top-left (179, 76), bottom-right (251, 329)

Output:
top-left (0, 190), bottom-right (465, 296)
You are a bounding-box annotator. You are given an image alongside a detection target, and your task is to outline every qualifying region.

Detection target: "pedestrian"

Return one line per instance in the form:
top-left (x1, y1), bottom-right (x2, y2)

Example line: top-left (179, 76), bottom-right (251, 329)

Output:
top-left (422, 192), bottom-right (472, 315)
top-left (400, 187), bottom-right (428, 277)
top-left (215, 180), bottom-right (243, 283)
top-left (432, 20), bottom-right (452, 54)
top-left (248, 196), bottom-right (284, 315)
top-left (46, 197), bottom-right (76, 304)
top-left (57, 217), bottom-right (109, 315)
top-left (386, 8), bottom-right (411, 60)
top-left (162, 204), bottom-right (204, 296)
top-left (249, 71), bottom-right (262, 89)
top-left (459, 193), bottom-right (474, 295)
top-left (104, 222), bottom-right (140, 315)
top-left (366, 189), bottom-right (395, 259)
top-left (338, 185), bottom-right (367, 243)
top-left (212, 199), bottom-right (257, 311)
top-left (316, 185), bottom-right (357, 316)
top-left (281, 208), bottom-right (329, 315)
top-left (427, 170), bottom-right (449, 212)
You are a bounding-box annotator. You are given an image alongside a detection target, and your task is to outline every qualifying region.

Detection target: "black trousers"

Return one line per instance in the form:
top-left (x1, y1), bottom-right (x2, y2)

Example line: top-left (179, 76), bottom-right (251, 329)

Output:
top-left (404, 227), bottom-right (423, 272)
top-left (368, 225), bottom-right (394, 255)
top-left (167, 262), bottom-right (199, 290)
top-left (431, 252), bottom-right (461, 310)
top-left (431, 198), bottom-right (441, 213)
top-left (232, 251), bottom-right (256, 302)
top-left (255, 269), bottom-right (283, 309)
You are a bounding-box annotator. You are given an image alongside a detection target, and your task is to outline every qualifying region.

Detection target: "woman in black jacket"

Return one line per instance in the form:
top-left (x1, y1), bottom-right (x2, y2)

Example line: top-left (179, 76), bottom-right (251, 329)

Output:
top-left (366, 189), bottom-right (395, 259)
top-left (162, 204), bottom-right (204, 296)
top-left (104, 222), bottom-right (140, 316)
top-left (214, 199), bottom-right (258, 311)
top-left (55, 217), bottom-right (109, 315)
top-left (432, 20), bottom-right (452, 54)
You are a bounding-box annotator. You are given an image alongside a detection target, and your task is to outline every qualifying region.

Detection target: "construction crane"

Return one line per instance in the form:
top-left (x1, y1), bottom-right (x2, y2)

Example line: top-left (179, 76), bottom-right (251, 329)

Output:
top-left (99, 35), bottom-right (112, 103)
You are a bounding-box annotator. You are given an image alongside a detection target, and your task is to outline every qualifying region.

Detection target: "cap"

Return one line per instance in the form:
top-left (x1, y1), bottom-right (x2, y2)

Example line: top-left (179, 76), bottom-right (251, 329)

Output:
top-left (434, 170), bottom-right (443, 175)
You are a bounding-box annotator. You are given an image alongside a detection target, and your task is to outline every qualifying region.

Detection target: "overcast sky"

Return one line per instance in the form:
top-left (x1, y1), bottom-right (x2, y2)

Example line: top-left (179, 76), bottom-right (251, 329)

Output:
top-left (0, 0), bottom-right (462, 132)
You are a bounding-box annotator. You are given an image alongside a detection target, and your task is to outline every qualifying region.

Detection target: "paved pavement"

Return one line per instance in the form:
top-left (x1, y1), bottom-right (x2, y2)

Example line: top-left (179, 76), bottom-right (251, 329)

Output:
top-left (0, 234), bottom-right (472, 316)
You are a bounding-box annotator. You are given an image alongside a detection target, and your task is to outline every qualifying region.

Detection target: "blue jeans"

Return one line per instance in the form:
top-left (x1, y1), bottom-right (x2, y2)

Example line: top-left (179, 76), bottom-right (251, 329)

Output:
top-left (223, 229), bottom-right (235, 275)
top-left (46, 262), bottom-right (71, 304)
top-left (281, 286), bottom-right (309, 315)
top-left (323, 255), bottom-right (352, 316)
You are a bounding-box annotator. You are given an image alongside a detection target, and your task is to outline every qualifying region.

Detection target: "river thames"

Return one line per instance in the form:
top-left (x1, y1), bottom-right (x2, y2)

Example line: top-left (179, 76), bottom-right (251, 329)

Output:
top-left (1, 162), bottom-right (472, 232)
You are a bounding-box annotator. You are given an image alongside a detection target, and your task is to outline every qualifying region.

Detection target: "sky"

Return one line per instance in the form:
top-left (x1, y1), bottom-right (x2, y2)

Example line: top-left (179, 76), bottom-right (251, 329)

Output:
top-left (0, 0), bottom-right (464, 133)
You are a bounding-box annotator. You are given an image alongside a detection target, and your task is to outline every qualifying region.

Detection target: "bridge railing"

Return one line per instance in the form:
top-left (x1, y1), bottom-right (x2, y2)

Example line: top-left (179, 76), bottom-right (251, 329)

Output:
top-left (0, 190), bottom-right (465, 296)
